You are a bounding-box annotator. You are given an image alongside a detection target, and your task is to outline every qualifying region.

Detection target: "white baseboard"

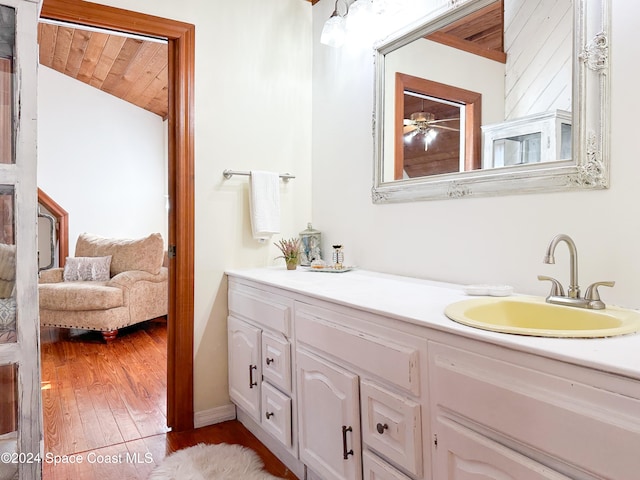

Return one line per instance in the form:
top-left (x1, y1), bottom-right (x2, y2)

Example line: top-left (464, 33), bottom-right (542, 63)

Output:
top-left (194, 403), bottom-right (237, 428)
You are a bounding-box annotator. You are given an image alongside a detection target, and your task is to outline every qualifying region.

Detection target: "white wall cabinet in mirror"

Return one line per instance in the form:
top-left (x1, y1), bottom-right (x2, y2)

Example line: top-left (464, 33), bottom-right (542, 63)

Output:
top-left (372, 0), bottom-right (610, 202)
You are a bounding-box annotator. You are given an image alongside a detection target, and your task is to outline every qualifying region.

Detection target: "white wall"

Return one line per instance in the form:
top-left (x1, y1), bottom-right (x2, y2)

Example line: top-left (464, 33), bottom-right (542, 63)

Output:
top-left (312, 0), bottom-right (640, 312)
top-left (37, 66), bottom-right (167, 254)
top-left (80, 0), bottom-right (313, 417)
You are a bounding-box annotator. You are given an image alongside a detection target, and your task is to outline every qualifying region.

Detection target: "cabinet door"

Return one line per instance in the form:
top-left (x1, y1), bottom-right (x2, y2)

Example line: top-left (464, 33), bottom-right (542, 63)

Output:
top-left (297, 348), bottom-right (362, 480)
top-left (434, 416), bottom-right (571, 480)
top-left (228, 316), bottom-right (261, 421)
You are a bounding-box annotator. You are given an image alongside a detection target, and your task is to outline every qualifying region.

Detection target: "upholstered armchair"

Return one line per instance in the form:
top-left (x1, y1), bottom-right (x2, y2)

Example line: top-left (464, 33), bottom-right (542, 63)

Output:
top-left (39, 233), bottom-right (168, 342)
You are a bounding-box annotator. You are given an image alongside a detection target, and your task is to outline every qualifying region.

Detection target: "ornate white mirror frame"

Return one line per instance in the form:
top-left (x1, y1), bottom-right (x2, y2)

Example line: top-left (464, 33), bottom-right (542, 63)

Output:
top-left (372, 0), bottom-right (610, 203)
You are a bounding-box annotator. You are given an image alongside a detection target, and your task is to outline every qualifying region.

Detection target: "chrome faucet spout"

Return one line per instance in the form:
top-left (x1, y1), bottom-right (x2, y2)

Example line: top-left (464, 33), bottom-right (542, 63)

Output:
top-left (543, 234), bottom-right (580, 299)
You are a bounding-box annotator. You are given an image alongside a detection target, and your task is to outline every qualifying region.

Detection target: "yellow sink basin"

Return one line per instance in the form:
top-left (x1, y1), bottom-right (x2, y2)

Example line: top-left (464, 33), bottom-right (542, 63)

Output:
top-left (445, 296), bottom-right (640, 338)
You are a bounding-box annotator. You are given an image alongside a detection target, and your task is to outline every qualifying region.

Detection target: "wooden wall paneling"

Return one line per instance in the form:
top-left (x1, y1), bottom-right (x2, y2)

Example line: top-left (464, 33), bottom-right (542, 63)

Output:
top-left (40, 0), bottom-right (195, 431)
top-left (504, 0), bottom-right (572, 119)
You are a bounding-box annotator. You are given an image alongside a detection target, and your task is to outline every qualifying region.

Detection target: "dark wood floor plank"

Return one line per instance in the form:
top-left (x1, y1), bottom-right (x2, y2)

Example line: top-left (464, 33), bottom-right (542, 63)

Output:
top-left (73, 386), bottom-right (108, 450)
top-left (87, 381), bottom-right (126, 446)
top-left (98, 346), bottom-right (168, 438)
top-left (55, 379), bottom-right (91, 454)
top-left (92, 358), bottom-right (142, 443)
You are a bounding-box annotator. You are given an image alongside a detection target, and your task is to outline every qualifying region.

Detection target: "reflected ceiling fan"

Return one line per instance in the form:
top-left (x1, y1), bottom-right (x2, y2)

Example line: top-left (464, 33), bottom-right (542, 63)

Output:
top-left (403, 106), bottom-right (460, 151)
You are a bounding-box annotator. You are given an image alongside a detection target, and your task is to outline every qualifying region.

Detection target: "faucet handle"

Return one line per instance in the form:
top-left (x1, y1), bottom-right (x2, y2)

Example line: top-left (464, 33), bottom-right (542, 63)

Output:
top-left (585, 281), bottom-right (615, 300)
top-left (537, 275), bottom-right (565, 297)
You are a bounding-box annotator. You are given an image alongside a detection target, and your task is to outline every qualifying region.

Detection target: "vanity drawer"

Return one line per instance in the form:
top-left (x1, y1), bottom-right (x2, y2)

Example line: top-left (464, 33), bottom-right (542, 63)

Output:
top-left (262, 331), bottom-right (291, 393)
top-left (429, 341), bottom-right (640, 479)
top-left (295, 304), bottom-right (421, 396)
top-left (361, 379), bottom-right (422, 477)
top-left (363, 450), bottom-right (412, 480)
top-left (261, 381), bottom-right (292, 448)
top-left (228, 284), bottom-right (292, 335)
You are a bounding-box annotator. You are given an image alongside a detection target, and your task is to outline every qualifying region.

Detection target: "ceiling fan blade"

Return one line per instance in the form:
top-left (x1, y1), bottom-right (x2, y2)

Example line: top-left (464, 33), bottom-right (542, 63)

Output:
top-left (429, 118), bottom-right (459, 124)
top-left (403, 119), bottom-right (413, 125)
top-left (432, 125), bottom-right (460, 132)
top-left (403, 125), bottom-right (418, 134)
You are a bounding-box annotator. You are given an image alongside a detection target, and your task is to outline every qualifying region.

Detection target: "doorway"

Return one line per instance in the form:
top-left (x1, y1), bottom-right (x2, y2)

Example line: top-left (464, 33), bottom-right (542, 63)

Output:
top-left (39, 0), bottom-right (195, 432)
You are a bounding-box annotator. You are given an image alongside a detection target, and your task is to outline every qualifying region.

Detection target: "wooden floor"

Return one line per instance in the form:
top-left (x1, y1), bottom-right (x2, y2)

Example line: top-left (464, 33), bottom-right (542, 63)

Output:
top-left (40, 321), bottom-right (298, 480)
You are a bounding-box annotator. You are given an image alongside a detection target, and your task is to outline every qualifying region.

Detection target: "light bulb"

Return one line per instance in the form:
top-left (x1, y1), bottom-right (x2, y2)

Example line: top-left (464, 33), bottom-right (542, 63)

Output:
top-left (320, 14), bottom-right (347, 47)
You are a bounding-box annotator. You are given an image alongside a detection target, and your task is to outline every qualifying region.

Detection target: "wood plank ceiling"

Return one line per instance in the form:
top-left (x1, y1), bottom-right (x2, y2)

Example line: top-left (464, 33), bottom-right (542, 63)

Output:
top-left (36, 1), bottom-right (498, 122)
top-left (37, 22), bottom-right (169, 119)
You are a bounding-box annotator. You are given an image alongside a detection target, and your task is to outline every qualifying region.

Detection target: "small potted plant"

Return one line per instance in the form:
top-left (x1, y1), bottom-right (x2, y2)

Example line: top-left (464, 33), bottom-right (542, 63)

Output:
top-left (274, 237), bottom-right (301, 270)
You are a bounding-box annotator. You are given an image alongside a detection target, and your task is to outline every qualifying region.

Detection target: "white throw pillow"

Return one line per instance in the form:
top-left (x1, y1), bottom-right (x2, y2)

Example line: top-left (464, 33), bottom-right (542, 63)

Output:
top-left (63, 256), bottom-right (112, 282)
top-left (0, 297), bottom-right (16, 331)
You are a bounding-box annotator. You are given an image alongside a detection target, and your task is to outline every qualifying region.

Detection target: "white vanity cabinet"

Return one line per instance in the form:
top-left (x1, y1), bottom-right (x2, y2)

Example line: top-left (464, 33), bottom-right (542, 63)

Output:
top-left (227, 279), bottom-right (297, 460)
top-left (226, 270), bottom-right (640, 480)
top-left (295, 302), bottom-right (427, 480)
top-left (428, 339), bottom-right (640, 480)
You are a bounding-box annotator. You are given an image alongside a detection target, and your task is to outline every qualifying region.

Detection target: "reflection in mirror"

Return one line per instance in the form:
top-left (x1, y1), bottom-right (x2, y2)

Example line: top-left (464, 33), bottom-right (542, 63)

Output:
top-left (0, 363), bottom-right (17, 480)
top-left (0, 6), bottom-right (15, 165)
top-left (373, 0), bottom-right (610, 202)
top-left (0, 187), bottom-right (15, 345)
top-left (395, 73), bottom-right (481, 178)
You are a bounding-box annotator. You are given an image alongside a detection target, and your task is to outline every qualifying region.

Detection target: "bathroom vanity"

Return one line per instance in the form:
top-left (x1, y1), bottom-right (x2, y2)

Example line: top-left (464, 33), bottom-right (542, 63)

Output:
top-left (226, 268), bottom-right (640, 480)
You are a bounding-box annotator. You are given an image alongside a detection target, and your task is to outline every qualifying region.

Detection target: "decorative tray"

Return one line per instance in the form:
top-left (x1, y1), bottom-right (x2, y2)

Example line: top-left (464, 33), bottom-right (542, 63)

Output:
top-left (303, 265), bottom-right (355, 273)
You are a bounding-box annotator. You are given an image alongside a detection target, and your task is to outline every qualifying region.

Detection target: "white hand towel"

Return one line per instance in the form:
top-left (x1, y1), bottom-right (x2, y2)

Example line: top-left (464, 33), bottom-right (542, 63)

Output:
top-left (249, 170), bottom-right (281, 242)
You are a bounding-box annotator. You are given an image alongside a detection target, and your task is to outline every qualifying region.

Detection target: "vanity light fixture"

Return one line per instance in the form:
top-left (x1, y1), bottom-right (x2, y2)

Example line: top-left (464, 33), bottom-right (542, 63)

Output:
top-left (320, 0), bottom-right (349, 47)
top-left (321, 0), bottom-right (414, 48)
top-left (346, 0), bottom-right (374, 34)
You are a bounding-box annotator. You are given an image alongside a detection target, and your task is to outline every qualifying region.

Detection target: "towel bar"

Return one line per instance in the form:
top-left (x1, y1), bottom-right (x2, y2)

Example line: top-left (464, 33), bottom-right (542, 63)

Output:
top-left (223, 169), bottom-right (295, 182)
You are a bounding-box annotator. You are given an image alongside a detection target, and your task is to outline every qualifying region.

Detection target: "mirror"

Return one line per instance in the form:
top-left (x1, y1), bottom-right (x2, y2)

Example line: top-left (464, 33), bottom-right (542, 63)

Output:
top-left (373, 0), bottom-right (610, 202)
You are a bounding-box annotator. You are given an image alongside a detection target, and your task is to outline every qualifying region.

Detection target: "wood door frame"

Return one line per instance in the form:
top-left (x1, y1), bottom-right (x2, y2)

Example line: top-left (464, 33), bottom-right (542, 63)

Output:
top-left (37, 188), bottom-right (69, 267)
top-left (40, 0), bottom-right (195, 431)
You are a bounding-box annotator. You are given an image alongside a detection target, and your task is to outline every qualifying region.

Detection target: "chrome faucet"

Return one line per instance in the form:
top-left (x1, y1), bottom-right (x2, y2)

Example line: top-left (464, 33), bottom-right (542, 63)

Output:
top-left (538, 234), bottom-right (614, 310)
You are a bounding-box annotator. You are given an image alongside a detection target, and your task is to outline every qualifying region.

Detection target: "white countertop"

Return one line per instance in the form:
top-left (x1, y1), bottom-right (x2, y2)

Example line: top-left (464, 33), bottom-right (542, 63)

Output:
top-left (225, 267), bottom-right (640, 381)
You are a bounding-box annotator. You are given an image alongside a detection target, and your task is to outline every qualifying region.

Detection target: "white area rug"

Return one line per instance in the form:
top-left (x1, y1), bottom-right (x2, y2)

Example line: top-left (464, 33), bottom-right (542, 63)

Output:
top-left (149, 443), bottom-right (285, 480)
top-left (0, 432), bottom-right (17, 480)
